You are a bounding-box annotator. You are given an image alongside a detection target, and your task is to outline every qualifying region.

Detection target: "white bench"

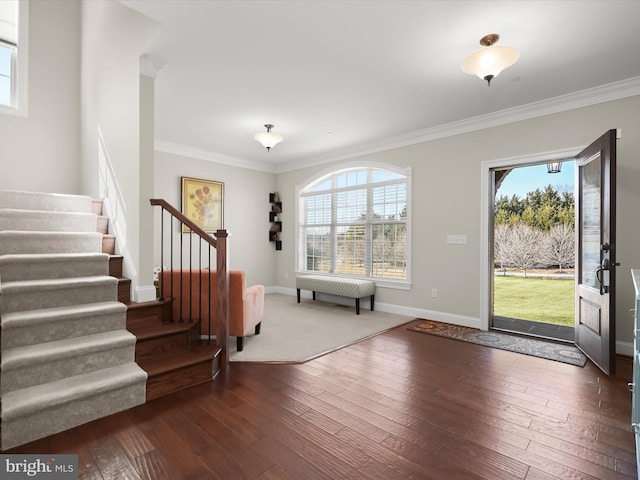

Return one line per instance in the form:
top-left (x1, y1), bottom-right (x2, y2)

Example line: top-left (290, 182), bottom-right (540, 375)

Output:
top-left (296, 274), bottom-right (376, 315)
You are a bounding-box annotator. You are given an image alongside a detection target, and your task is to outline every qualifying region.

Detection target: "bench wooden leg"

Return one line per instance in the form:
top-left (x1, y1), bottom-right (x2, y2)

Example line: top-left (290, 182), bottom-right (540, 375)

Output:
top-left (297, 288), bottom-right (301, 303)
top-left (356, 298), bottom-right (360, 315)
top-left (371, 295), bottom-right (375, 311)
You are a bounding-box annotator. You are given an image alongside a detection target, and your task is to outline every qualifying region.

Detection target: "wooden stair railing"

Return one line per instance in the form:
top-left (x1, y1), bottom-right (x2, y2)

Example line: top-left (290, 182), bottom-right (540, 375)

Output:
top-left (150, 198), bottom-right (229, 369)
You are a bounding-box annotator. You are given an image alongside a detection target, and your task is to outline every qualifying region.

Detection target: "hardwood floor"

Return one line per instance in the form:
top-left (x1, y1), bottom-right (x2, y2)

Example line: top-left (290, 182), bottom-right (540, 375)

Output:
top-left (9, 319), bottom-right (637, 479)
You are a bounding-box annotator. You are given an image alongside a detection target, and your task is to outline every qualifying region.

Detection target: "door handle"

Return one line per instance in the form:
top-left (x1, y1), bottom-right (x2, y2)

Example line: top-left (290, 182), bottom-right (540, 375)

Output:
top-left (595, 258), bottom-right (610, 294)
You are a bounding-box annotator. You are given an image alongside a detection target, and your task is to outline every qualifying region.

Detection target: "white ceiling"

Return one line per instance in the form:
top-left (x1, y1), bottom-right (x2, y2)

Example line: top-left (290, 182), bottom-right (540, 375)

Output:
top-left (120, 0), bottom-right (640, 172)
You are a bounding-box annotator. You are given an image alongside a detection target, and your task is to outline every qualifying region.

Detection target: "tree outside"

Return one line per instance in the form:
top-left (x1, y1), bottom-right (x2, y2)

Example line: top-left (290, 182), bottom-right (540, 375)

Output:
top-left (494, 181), bottom-right (575, 326)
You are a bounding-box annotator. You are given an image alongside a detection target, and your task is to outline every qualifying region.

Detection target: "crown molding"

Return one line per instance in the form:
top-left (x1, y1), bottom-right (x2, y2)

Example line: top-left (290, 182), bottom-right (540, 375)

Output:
top-left (140, 54), bottom-right (167, 79)
top-left (275, 75), bottom-right (640, 173)
top-left (155, 140), bottom-right (277, 173)
top-left (154, 76), bottom-right (640, 174)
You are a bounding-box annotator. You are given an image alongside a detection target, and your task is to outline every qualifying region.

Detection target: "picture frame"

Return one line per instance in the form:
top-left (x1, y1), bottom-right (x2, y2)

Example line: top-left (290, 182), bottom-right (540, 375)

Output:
top-left (181, 176), bottom-right (224, 233)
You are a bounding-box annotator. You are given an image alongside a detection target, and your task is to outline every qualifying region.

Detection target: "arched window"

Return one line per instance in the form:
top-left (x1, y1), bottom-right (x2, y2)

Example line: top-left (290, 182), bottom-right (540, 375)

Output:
top-left (297, 164), bottom-right (410, 285)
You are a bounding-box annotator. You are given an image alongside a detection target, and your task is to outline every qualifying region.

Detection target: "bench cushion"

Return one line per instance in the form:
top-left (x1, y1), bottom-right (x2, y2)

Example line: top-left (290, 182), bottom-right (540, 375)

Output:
top-left (296, 275), bottom-right (375, 298)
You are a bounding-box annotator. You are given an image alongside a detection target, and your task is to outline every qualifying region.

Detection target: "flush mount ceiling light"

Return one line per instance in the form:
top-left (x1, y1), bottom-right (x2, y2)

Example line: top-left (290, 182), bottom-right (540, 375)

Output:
top-left (461, 33), bottom-right (519, 86)
top-left (254, 124), bottom-right (283, 152)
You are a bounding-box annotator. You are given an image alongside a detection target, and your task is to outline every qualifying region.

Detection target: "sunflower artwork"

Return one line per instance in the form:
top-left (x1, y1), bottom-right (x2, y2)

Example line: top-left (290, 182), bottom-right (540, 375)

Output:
top-left (181, 177), bottom-right (224, 233)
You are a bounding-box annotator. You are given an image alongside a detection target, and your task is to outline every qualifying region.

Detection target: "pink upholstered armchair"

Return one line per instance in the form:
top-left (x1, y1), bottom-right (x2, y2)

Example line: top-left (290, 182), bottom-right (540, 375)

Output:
top-left (161, 270), bottom-right (265, 351)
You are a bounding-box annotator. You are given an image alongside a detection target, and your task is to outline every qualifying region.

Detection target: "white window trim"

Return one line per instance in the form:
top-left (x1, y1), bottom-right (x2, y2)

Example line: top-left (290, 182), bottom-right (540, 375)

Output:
top-left (0, 0), bottom-right (28, 117)
top-left (295, 161), bottom-right (412, 289)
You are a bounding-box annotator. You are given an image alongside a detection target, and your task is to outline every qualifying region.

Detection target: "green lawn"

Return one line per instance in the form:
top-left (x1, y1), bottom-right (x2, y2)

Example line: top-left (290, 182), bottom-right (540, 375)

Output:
top-left (493, 276), bottom-right (574, 326)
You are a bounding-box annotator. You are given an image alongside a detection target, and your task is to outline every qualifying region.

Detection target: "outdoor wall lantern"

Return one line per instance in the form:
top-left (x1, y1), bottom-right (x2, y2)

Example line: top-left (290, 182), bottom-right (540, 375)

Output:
top-left (547, 161), bottom-right (562, 173)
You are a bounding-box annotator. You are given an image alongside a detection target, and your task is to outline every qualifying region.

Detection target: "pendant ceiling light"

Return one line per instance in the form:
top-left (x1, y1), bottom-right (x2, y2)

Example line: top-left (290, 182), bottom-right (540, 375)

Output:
top-left (254, 124), bottom-right (283, 152)
top-left (461, 34), bottom-right (519, 86)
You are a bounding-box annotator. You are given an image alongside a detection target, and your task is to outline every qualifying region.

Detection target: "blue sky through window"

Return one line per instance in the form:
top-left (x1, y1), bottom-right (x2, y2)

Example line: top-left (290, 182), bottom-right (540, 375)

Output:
top-left (497, 162), bottom-right (575, 199)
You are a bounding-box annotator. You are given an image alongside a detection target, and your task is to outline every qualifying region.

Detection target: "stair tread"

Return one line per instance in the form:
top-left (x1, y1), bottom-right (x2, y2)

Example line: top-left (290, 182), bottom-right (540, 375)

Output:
top-left (0, 252), bottom-right (109, 264)
top-left (2, 330), bottom-right (136, 368)
top-left (137, 344), bottom-right (221, 376)
top-left (2, 362), bottom-right (147, 420)
top-left (1, 275), bottom-right (117, 293)
top-left (126, 299), bottom-right (171, 311)
top-left (2, 301), bottom-right (126, 327)
top-left (128, 322), bottom-right (194, 340)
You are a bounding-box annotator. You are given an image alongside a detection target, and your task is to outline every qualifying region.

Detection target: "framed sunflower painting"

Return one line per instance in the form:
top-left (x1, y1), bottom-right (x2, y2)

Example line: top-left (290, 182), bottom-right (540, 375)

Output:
top-left (181, 177), bottom-right (224, 233)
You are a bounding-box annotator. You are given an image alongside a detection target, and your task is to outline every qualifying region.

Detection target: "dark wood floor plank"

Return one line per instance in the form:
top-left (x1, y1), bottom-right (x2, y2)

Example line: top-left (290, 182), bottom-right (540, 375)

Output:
top-left (5, 319), bottom-right (636, 480)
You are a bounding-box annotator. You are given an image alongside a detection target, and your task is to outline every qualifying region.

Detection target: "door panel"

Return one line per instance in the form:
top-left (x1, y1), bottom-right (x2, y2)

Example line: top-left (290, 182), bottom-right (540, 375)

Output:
top-left (575, 130), bottom-right (617, 375)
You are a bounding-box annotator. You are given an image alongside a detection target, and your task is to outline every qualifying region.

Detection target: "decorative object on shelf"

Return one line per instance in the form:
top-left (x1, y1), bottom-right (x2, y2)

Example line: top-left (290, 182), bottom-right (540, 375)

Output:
top-left (269, 192), bottom-right (282, 250)
top-left (181, 176), bottom-right (224, 232)
top-left (547, 161), bottom-right (562, 173)
top-left (461, 33), bottom-right (519, 86)
top-left (254, 124), bottom-right (284, 151)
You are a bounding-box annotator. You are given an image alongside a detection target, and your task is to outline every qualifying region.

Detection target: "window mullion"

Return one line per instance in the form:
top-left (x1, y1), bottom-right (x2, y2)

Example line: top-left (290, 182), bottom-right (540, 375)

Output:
top-left (365, 185), bottom-right (373, 277)
top-left (330, 191), bottom-right (337, 273)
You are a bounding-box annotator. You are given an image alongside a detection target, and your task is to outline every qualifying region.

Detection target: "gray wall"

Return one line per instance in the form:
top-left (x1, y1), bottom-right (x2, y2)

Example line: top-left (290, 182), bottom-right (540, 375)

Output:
top-left (275, 95), bottom-right (640, 349)
top-left (154, 150), bottom-right (277, 288)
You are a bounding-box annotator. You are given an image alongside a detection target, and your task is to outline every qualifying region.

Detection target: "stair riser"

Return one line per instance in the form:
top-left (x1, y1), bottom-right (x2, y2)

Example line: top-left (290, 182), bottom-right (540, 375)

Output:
top-left (109, 256), bottom-right (123, 278)
top-left (2, 310), bottom-right (126, 350)
top-left (1, 284), bottom-right (118, 314)
top-left (0, 210), bottom-right (98, 233)
top-left (1, 381), bottom-right (145, 451)
top-left (1, 343), bottom-right (136, 394)
top-left (0, 232), bottom-right (102, 255)
top-left (135, 331), bottom-right (195, 360)
top-left (0, 256), bottom-right (109, 282)
top-left (97, 216), bottom-right (109, 234)
top-left (146, 357), bottom-right (218, 402)
top-left (126, 302), bottom-right (172, 330)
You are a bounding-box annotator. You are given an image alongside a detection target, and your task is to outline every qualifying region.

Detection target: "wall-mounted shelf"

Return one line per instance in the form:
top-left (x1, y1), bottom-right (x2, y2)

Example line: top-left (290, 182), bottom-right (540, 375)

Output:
top-left (269, 193), bottom-right (282, 250)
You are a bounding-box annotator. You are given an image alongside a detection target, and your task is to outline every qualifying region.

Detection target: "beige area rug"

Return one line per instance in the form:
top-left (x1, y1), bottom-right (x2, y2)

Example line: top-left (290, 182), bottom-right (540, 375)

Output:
top-left (229, 293), bottom-right (413, 363)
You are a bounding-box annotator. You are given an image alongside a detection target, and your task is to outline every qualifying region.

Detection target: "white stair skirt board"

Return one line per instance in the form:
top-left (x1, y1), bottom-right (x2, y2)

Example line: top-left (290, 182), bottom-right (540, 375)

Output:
top-left (0, 190), bottom-right (147, 450)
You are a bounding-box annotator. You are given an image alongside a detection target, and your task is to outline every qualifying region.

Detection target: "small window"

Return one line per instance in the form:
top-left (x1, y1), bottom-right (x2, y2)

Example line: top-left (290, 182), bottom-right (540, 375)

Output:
top-left (0, 41), bottom-right (15, 106)
top-left (0, 0), bottom-right (27, 115)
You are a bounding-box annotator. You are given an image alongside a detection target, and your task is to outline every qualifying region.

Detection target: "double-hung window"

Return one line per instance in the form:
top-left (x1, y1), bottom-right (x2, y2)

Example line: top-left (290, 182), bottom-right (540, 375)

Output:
top-left (0, 0), bottom-right (27, 115)
top-left (297, 165), bottom-right (410, 285)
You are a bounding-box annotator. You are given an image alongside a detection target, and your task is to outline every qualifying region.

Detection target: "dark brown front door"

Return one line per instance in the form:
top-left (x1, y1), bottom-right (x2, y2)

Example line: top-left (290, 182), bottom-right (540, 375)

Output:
top-left (575, 130), bottom-right (617, 375)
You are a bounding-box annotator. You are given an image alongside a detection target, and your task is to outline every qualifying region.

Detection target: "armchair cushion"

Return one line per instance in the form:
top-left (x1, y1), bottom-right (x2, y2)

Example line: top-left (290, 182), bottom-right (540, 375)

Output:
top-left (161, 269), bottom-right (264, 338)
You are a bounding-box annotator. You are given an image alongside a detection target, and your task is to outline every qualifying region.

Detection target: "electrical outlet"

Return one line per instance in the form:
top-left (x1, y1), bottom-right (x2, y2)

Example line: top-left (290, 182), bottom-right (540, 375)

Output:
top-left (431, 289), bottom-right (438, 298)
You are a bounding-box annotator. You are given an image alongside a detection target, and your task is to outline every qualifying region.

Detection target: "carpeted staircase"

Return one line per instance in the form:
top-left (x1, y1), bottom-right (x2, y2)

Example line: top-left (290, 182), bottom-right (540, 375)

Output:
top-left (0, 190), bottom-right (147, 451)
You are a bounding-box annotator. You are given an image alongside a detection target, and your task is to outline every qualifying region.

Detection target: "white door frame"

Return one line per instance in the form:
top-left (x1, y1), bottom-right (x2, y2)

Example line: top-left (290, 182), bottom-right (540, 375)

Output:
top-left (479, 147), bottom-right (583, 331)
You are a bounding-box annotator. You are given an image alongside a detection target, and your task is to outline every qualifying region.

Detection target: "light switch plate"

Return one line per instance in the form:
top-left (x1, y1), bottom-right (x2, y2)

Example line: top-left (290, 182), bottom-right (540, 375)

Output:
top-left (447, 234), bottom-right (467, 245)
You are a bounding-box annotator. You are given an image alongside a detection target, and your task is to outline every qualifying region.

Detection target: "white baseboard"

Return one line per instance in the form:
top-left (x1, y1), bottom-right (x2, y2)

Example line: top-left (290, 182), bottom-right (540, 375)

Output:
top-left (135, 285), bottom-right (157, 303)
top-left (617, 340), bottom-right (633, 357)
top-left (269, 286), bottom-right (480, 328)
top-left (267, 286), bottom-right (630, 354)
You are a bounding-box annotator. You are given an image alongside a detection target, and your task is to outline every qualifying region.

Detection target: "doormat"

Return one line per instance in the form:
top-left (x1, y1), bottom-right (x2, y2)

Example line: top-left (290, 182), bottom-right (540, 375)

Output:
top-left (409, 320), bottom-right (587, 367)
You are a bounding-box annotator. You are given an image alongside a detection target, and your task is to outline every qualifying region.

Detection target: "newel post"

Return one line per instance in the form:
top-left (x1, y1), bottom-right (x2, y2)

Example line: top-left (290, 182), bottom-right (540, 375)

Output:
top-left (214, 229), bottom-right (229, 369)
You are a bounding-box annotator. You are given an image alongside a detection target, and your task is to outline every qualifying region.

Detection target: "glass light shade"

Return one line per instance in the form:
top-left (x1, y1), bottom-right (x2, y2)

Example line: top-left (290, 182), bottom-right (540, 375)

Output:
top-left (461, 45), bottom-right (519, 81)
top-left (547, 161), bottom-right (562, 174)
top-left (254, 131), bottom-right (284, 150)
